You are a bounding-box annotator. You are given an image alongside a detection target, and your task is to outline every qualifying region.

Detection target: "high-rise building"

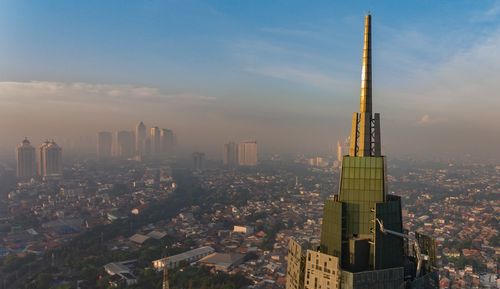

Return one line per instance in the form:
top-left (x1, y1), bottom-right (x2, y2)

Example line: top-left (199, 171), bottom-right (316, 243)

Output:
top-left (38, 140), bottom-right (49, 176)
top-left (192, 152), bottom-right (205, 171)
top-left (136, 121), bottom-right (147, 157)
top-left (238, 141), bottom-right (257, 166)
top-left (286, 14), bottom-right (438, 289)
top-left (97, 131), bottom-right (113, 159)
top-left (16, 138), bottom-right (36, 179)
top-left (39, 140), bottom-right (62, 178)
top-left (150, 126), bottom-right (161, 156)
top-left (223, 142), bottom-right (238, 167)
top-left (160, 128), bottom-right (174, 156)
top-left (115, 131), bottom-right (134, 158)
top-left (307, 156), bottom-right (328, 167)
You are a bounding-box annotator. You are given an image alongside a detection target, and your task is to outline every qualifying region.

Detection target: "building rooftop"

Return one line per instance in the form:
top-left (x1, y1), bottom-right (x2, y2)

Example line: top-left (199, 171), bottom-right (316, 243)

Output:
top-left (129, 233), bottom-right (150, 244)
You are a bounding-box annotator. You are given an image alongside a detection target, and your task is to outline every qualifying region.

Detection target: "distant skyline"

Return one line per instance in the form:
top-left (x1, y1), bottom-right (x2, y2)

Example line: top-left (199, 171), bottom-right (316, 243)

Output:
top-left (1, 1), bottom-right (500, 161)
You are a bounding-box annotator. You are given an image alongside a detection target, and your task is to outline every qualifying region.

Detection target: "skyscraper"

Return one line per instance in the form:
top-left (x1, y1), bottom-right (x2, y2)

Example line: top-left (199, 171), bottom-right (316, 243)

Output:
top-left (286, 14), bottom-right (438, 289)
top-left (150, 126), bottom-right (161, 156)
top-left (238, 141), bottom-right (257, 166)
top-left (39, 140), bottom-right (62, 178)
top-left (38, 140), bottom-right (49, 176)
top-left (223, 142), bottom-right (238, 167)
top-left (192, 152), bottom-right (205, 171)
top-left (16, 138), bottom-right (36, 179)
top-left (115, 131), bottom-right (134, 158)
top-left (160, 128), bottom-right (174, 156)
top-left (97, 131), bottom-right (113, 159)
top-left (136, 121), bottom-right (147, 158)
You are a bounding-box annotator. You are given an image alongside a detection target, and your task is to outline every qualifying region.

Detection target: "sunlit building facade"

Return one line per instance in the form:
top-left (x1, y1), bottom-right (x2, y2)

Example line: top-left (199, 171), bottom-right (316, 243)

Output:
top-left (38, 140), bottom-right (62, 178)
top-left (16, 138), bottom-right (37, 179)
top-left (238, 140), bottom-right (257, 166)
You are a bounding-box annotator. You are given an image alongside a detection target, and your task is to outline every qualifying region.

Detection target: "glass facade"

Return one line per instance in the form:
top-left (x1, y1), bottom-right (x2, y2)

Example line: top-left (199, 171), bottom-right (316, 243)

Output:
top-left (375, 196), bottom-right (404, 269)
top-left (339, 156), bottom-right (385, 237)
top-left (320, 198), bottom-right (344, 258)
top-left (320, 156), bottom-right (404, 272)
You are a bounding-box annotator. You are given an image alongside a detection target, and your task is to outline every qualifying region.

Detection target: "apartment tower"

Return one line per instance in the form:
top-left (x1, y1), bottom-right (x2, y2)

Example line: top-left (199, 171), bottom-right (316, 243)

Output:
top-left (16, 138), bottom-right (37, 179)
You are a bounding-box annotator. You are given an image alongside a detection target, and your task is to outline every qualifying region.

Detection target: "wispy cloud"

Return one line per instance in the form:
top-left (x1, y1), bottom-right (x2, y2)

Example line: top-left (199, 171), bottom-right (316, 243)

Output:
top-left (471, 0), bottom-right (500, 22)
top-left (260, 27), bottom-right (323, 39)
top-left (230, 36), bottom-right (355, 93)
top-left (246, 66), bottom-right (346, 92)
top-left (0, 81), bottom-right (216, 105)
top-left (417, 114), bottom-right (447, 126)
top-left (405, 27), bottom-right (500, 119)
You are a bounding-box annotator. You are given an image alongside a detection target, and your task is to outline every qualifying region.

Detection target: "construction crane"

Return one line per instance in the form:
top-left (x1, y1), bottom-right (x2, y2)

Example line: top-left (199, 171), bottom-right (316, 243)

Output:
top-left (374, 218), bottom-right (429, 278)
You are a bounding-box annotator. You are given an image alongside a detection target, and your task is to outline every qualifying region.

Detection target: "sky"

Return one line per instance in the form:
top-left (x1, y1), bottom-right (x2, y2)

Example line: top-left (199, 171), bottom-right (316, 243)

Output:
top-left (1, 0), bottom-right (500, 161)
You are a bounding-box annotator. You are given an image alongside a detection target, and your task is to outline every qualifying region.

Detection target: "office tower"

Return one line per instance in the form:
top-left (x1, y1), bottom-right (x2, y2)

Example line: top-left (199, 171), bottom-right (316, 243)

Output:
top-left (307, 157), bottom-right (328, 167)
top-left (115, 131), bottom-right (134, 158)
top-left (192, 152), bottom-right (205, 171)
top-left (223, 142), bottom-right (238, 167)
top-left (136, 121), bottom-right (147, 157)
top-left (238, 141), bottom-right (257, 166)
top-left (160, 128), bottom-right (174, 156)
top-left (16, 138), bottom-right (36, 179)
top-left (97, 131), bottom-right (113, 159)
top-left (286, 15), bottom-right (438, 289)
top-left (150, 126), bottom-right (161, 156)
top-left (39, 140), bottom-right (62, 178)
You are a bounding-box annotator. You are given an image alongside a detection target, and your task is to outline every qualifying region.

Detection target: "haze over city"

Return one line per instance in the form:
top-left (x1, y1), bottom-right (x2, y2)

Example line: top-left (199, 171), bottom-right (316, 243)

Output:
top-left (1, 1), bottom-right (500, 289)
top-left (2, 1), bottom-right (500, 161)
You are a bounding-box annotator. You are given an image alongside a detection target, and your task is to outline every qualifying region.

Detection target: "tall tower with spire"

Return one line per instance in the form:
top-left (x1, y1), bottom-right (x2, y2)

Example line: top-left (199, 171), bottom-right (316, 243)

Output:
top-left (285, 14), bottom-right (438, 289)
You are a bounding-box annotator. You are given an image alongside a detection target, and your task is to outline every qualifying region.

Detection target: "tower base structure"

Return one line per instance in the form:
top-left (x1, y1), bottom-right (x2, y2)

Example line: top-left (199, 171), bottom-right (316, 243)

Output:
top-left (286, 237), bottom-right (438, 289)
top-left (286, 156), bottom-right (438, 289)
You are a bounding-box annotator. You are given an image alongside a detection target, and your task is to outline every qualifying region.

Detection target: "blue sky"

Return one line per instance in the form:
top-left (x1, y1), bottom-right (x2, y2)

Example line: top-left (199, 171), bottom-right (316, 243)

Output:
top-left (1, 1), bottom-right (500, 160)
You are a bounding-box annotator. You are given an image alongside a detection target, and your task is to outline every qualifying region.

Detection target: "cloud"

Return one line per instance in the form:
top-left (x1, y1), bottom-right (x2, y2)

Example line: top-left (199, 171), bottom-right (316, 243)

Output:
top-left (0, 81), bottom-right (216, 105)
top-left (471, 1), bottom-right (500, 22)
top-left (417, 114), bottom-right (432, 125)
top-left (403, 26), bottom-right (500, 124)
top-left (230, 32), bottom-right (356, 93)
top-left (246, 66), bottom-right (347, 92)
top-left (417, 114), bottom-right (447, 126)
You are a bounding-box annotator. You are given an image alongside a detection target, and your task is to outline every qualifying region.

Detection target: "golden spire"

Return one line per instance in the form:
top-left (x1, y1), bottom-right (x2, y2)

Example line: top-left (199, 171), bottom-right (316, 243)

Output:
top-left (349, 13), bottom-right (381, 157)
top-left (360, 14), bottom-right (372, 114)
